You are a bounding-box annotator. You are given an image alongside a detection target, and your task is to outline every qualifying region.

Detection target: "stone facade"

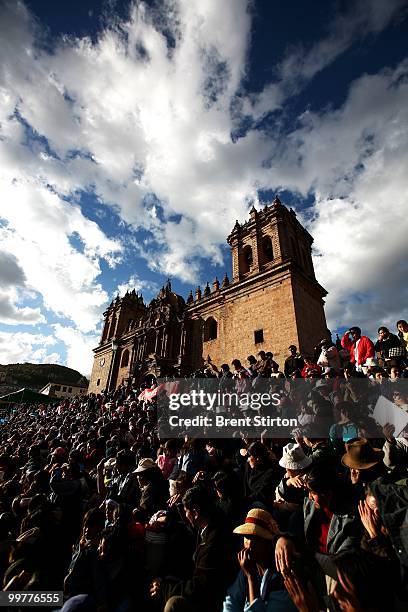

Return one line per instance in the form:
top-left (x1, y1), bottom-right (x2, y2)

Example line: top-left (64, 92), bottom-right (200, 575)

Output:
top-left (88, 197), bottom-right (328, 393)
top-left (89, 284), bottom-right (184, 393)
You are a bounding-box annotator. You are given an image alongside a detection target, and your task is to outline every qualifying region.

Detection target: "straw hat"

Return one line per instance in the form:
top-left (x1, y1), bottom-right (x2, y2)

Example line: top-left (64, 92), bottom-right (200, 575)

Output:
top-left (134, 458), bottom-right (157, 473)
top-left (16, 527), bottom-right (41, 545)
top-left (341, 438), bottom-right (384, 470)
top-left (279, 442), bottom-right (312, 471)
top-left (233, 508), bottom-right (280, 540)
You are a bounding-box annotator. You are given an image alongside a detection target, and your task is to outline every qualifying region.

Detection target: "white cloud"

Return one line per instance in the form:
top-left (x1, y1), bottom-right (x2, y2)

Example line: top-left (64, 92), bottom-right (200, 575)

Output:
top-left (0, 251), bottom-right (26, 286)
top-left (3, 0), bottom-right (401, 291)
top-left (0, 3), bottom-right (123, 334)
top-left (279, 61), bottom-right (408, 337)
top-left (0, 250), bottom-right (45, 325)
top-left (0, 175), bottom-right (122, 332)
top-left (53, 324), bottom-right (99, 376)
top-left (117, 274), bottom-right (159, 298)
top-left (0, 0), bottom-right (406, 365)
top-left (0, 290), bottom-right (45, 325)
top-left (30, 348), bottom-right (61, 364)
top-left (0, 0), bottom-right (258, 285)
top-left (0, 330), bottom-right (60, 365)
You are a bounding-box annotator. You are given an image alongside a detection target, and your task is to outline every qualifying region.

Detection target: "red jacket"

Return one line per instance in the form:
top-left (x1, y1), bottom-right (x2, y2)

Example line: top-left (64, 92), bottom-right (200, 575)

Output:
top-left (301, 363), bottom-right (322, 378)
top-left (341, 333), bottom-right (375, 366)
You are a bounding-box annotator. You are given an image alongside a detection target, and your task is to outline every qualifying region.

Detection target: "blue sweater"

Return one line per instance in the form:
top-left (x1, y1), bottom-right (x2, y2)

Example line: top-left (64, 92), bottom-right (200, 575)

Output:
top-left (223, 569), bottom-right (297, 612)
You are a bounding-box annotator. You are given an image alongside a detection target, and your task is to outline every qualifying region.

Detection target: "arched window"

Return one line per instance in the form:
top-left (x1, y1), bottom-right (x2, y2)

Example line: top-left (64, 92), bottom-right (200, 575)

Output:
top-left (121, 349), bottom-right (129, 368)
top-left (262, 235), bottom-right (273, 262)
top-left (204, 317), bottom-right (218, 341)
top-left (241, 245), bottom-right (253, 274)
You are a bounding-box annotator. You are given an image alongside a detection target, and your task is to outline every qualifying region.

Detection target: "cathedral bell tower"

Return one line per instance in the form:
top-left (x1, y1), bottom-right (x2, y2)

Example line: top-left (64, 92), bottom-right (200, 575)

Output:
top-left (181, 195), bottom-right (328, 371)
top-left (227, 196), bottom-right (316, 282)
top-left (89, 290), bottom-right (147, 393)
top-left (100, 290), bottom-right (146, 344)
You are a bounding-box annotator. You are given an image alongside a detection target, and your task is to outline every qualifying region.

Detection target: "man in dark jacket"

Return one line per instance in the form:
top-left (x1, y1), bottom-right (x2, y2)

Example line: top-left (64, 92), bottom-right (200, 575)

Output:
top-left (301, 426), bottom-right (338, 470)
top-left (150, 486), bottom-right (235, 612)
top-left (97, 450), bottom-right (139, 509)
top-left (275, 468), bottom-right (362, 581)
top-left (284, 346), bottom-right (305, 378)
top-left (50, 463), bottom-right (84, 547)
top-left (243, 442), bottom-right (280, 510)
top-left (375, 326), bottom-right (403, 366)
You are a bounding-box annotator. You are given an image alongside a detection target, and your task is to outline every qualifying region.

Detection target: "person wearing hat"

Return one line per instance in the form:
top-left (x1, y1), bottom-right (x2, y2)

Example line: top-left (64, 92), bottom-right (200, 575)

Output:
top-left (341, 327), bottom-right (375, 371)
top-left (316, 339), bottom-right (341, 372)
top-left (223, 508), bottom-right (296, 611)
top-left (275, 443), bottom-right (312, 509)
top-left (342, 438), bottom-right (386, 491)
top-left (134, 457), bottom-right (169, 520)
top-left (275, 467), bottom-right (362, 584)
top-left (313, 377), bottom-right (332, 395)
top-left (97, 449), bottom-right (139, 508)
top-left (151, 485), bottom-right (235, 612)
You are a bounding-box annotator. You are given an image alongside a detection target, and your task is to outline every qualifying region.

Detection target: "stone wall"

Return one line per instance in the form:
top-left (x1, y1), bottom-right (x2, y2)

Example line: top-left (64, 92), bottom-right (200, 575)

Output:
top-left (292, 273), bottom-right (329, 357)
top-left (88, 348), bottom-right (115, 394)
top-left (186, 268), bottom-right (305, 371)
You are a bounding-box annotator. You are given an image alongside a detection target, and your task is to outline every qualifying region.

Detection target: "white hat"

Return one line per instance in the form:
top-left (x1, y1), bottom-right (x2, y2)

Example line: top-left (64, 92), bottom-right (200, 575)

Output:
top-left (279, 442), bottom-right (312, 471)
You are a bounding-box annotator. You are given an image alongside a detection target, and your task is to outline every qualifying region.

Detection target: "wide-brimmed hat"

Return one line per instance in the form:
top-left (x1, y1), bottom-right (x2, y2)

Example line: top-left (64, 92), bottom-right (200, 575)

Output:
top-left (279, 442), bottom-right (312, 470)
top-left (134, 458), bottom-right (157, 473)
top-left (341, 438), bottom-right (384, 470)
top-left (104, 457), bottom-right (116, 470)
top-left (16, 527), bottom-right (41, 545)
top-left (362, 358), bottom-right (378, 368)
top-left (314, 379), bottom-right (330, 389)
top-left (233, 508), bottom-right (280, 540)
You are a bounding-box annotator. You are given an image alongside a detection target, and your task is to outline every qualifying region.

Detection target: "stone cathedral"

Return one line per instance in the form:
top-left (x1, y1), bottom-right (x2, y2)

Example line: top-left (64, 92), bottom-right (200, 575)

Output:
top-left (88, 197), bottom-right (328, 393)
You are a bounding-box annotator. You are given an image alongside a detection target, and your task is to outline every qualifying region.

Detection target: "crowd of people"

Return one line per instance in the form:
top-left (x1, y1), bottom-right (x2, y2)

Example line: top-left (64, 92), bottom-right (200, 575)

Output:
top-left (0, 321), bottom-right (407, 611)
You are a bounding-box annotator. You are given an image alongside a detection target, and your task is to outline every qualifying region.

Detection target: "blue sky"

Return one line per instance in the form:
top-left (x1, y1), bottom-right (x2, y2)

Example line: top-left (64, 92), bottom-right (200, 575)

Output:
top-left (0, 0), bottom-right (407, 375)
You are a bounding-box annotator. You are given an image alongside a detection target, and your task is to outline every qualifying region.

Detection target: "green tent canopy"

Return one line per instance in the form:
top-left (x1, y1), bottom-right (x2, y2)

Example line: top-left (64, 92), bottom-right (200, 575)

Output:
top-left (0, 388), bottom-right (58, 405)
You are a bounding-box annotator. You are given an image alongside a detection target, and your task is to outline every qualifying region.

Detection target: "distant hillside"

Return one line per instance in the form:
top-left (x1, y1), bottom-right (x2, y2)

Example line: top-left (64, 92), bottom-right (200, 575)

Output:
top-left (0, 363), bottom-right (88, 391)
